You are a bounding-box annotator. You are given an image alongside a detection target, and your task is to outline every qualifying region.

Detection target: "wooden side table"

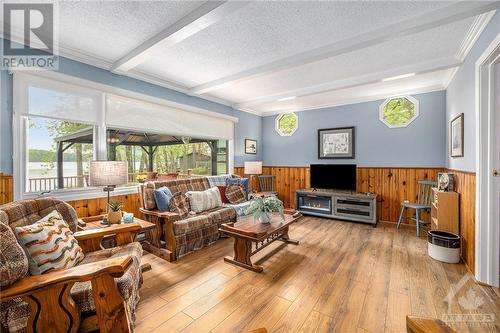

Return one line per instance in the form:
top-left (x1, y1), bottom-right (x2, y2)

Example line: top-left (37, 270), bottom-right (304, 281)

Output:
top-left (79, 215), bottom-right (157, 271)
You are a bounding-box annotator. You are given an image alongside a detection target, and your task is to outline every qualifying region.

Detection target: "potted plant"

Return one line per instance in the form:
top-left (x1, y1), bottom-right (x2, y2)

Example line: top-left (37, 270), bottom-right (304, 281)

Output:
top-left (107, 202), bottom-right (123, 224)
top-left (245, 196), bottom-right (285, 223)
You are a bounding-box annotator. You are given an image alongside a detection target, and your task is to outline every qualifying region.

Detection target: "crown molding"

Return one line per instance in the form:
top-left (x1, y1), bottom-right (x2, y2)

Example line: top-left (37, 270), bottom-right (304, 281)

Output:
top-left (455, 11), bottom-right (496, 61)
top-left (445, 10), bottom-right (496, 88)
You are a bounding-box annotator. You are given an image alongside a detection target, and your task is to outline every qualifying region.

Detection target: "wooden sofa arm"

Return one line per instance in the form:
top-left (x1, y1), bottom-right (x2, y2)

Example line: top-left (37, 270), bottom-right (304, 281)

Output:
top-left (139, 208), bottom-right (179, 221)
top-left (1, 256), bottom-right (134, 333)
top-left (1, 256), bottom-right (133, 301)
top-left (74, 223), bottom-right (141, 253)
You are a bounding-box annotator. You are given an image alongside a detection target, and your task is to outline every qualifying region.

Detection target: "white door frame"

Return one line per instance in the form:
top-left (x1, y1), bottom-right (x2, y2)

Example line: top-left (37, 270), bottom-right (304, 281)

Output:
top-left (475, 32), bottom-right (500, 287)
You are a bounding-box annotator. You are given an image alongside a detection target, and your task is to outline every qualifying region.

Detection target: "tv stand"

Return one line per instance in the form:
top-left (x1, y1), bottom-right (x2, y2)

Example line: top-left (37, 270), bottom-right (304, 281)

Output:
top-left (296, 189), bottom-right (377, 226)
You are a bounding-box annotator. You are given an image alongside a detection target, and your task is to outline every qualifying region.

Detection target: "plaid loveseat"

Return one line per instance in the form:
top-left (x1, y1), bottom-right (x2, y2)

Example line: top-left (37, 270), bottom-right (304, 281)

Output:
top-left (0, 198), bottom-right (143, 333)
top-left (140, 177), bottom-right (239, 259)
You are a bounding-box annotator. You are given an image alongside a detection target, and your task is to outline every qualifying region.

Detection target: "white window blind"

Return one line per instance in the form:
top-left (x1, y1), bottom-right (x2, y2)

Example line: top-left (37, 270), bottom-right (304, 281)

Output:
top-left (105, 94), bottom-right (234, 140)
top-left (15, 73), bottom-right (102, 124)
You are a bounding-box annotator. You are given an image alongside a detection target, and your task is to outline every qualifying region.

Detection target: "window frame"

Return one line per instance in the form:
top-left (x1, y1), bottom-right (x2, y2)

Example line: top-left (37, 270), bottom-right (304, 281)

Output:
top-left (275, 112), bottom-right (298, 136)
top-left (379, 95), bottom-right (419, 128)
top-left (13, 72), bottom-right (236, 201)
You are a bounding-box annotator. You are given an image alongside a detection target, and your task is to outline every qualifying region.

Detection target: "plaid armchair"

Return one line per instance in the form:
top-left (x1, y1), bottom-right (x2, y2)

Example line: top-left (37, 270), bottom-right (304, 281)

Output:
top-left (0, 198), bottom-right (143, 333)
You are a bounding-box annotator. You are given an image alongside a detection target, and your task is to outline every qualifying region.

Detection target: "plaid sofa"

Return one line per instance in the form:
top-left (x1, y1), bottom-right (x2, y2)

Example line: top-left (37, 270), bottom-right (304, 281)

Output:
top-left (140, 177), bottom-right (239, 258)
top-left (0, 198), bottom-right (143, 333)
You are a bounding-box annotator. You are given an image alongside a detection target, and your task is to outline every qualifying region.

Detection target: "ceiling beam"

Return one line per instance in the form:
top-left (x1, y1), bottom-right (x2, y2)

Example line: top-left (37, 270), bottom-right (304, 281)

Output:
top-left (190, 1), bottom-right (500, 95)
top-left (112, 1), bottom-right (248, 72)
top-left (235, 56), bottom-right (463, 109)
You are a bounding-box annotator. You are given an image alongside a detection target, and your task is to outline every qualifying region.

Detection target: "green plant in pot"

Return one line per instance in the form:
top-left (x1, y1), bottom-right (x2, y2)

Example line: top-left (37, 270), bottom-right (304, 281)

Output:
top-left (108, 202), bottom-right (123, 224)
top-left (245, 196), bottom-right (284, 223)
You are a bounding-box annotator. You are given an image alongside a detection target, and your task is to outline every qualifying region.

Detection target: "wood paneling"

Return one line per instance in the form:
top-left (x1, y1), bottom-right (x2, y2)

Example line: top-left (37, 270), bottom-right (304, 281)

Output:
top-left (449, 169), bottom-right (476, 273)
top-left (0, 173), bottom-right (13, 205)
top-left (235, 166), bottom-right (443, 224)
top-left (67, 193), bottom-right (143, 218)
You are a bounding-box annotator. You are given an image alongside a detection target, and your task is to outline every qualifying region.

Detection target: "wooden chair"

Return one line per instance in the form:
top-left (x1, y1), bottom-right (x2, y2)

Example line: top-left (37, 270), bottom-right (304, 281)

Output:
top-left (258, 175), bottom-right (277, 194)
top-left (397, 180), bottom-right (437, 237)
top-left (0, 198), bottom-right (144, 333)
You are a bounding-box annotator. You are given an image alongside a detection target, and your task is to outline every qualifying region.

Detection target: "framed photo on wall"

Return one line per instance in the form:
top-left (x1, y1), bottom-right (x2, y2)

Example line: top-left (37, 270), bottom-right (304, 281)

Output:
top-left (450, 113), bottom-right (464, 157)
top-left (245, 139), bottom-right (257, 154)
top-left (318, 127), bottom-right (355, 159)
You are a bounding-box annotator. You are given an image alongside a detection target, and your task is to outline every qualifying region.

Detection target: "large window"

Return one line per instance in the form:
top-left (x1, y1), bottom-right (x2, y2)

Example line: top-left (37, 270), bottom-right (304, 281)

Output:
top-left (14, 73), bottom-right (235, 199)
top-left (26, 118), bottom-right (94, 193)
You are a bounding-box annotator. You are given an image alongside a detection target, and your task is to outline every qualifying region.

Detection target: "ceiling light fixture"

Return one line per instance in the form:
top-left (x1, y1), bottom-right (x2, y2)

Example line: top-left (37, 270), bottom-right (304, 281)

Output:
top-left (381, 73), bottom-right (416, 82)
top-left (277, 96), bottom-right (297, 102)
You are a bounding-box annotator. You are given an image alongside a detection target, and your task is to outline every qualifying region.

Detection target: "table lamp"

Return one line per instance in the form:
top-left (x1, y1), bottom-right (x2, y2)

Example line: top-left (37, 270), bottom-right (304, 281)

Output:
top-left (89, 161), bottom-right (128, 209)
top-left (244, 161), bottom-right (262, 193)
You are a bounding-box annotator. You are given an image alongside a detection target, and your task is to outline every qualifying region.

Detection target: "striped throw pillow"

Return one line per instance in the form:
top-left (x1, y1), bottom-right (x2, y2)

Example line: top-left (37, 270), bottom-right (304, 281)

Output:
top-left (14, 210), bottom-right (84, 275)
top-left (186, 187), bottom-right (222, 213)
top-left (225, 184), bottom-right (247, 204)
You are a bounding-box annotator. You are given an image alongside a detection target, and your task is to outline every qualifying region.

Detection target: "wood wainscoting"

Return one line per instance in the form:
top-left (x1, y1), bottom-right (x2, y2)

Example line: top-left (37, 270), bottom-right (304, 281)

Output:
top-left (0, 173), bottom-right (13, 205)
top-left (67, 193), bottom-right (143, 218)
top-left (235, 166), bottom-right (443, 223)
top-left (449, 169), bottom-right (476, 272)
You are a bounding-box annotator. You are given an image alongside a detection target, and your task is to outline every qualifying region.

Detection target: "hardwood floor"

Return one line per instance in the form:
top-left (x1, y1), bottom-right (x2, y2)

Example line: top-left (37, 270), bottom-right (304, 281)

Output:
top-left (135, 217), bottom-right (500, 333)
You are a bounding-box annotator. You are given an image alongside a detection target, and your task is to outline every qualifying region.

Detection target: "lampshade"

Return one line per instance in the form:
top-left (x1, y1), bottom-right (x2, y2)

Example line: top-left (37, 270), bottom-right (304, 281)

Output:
top-left (89, 161), bottom-right (128, 186)
top-left (244, 161), bottom-right (262, 175)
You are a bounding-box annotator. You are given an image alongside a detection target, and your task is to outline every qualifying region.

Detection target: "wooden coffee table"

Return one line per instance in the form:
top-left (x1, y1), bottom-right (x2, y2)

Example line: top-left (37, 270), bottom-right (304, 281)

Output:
top-left (220, 212), bottom-right (301, 273)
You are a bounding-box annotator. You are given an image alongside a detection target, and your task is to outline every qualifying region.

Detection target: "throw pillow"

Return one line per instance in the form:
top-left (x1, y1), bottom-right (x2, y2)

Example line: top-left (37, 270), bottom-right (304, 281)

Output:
top-left (0, 222), bottom-right (29, 286)
top-left (169, 192), bottom-right (190, 218)
top-left (154, 186), bottom-right (173, 212)
top-left (217, 185), bottom-right (230, 204)
top-left (186, 187), bottom-right (222, 213)
top-left (14, 210), bottom-right (84, 275)
top-left (226, 178), bottom-right (249, 196)
top-left (225, 184), bottom-right (247, 204)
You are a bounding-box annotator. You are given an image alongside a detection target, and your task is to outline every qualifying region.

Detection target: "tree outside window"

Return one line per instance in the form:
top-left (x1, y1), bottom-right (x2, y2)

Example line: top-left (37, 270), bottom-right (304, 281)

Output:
top-left (379, 96), bottom-right (419, 128)
top-left (276, 112), bottom-right (298, 136)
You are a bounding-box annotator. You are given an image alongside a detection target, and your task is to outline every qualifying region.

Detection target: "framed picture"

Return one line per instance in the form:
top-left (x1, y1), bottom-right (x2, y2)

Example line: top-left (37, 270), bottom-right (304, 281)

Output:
top-left (318, 127), bottom-right (355, 159)
top-left (450, 113), bottom-right (464, 157)
top-left (245, 139), bottom-right (257, 154)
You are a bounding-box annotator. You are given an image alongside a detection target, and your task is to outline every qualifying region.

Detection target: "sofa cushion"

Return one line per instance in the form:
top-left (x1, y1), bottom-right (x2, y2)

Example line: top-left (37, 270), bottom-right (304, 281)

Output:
top-left (204, 207), bottom-right (236, 225)
top-left (186, 187), bottom-right (222, 213)
top-left (154, 186), bottom-right (173, 212)
top-left (71, 242), bottom-right (143, 313)
top-left (173, 215), bottom-right (213, 236)
top-left (169, 192), bottom-right (190, 219)
top-left (142, 182), bottom-right (157, 210)
top-left (0, 222), bottom-right (28, 287)
top-left (226, 177), bottom-right (249, 196)
top-left (225, 184), bottom-right (247, 204)
top-left (217, 186), bottom-right (230, 204)
top-left (14, 210), bottom-right (84, 275)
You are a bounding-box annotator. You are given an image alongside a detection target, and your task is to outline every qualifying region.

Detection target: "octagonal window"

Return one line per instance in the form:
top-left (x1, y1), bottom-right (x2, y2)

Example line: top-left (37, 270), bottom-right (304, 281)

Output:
top-left (275, 112), bottom-right (298, 136)
top-left (379, 96), bottom-right (419, 128)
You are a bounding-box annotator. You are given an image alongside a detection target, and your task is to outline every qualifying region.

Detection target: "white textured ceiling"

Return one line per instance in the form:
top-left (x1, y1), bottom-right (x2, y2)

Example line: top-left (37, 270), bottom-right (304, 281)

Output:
top-left (3, 1), bottom-right (496, 115)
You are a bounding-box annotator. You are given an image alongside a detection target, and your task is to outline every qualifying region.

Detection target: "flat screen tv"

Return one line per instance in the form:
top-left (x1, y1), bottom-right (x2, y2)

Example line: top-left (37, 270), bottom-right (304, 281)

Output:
top-left (310, 164), bottom-right (357, 191)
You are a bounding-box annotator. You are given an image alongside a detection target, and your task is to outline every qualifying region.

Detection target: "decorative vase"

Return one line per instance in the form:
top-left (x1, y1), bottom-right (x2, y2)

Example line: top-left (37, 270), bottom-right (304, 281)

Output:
top-left (108, 210), bottom-right (122, 224)
top-left (259, 213), bottom-right (271, 224)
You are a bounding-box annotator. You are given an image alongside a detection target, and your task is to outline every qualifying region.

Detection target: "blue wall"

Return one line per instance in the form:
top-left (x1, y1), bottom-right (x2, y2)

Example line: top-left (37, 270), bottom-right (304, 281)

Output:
top-left (446, 11), bottom-right (500, 172)
top-left (262, 91), bottom-right (446, 167)
top-left (0, 41), bottom-right (262, 172)
top-left (234, 110), bottom-right (263, 167)
top-left (0, 70), bottom-right (13, 173)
